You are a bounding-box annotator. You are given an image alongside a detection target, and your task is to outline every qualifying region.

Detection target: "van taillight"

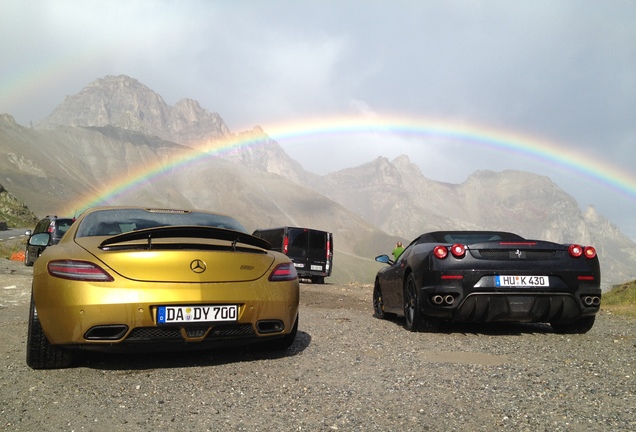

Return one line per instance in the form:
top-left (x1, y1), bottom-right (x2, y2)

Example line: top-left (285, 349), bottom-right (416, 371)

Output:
top-left (283, 236), bottom-right (289, 254)
top-left (326, 239), bottom-right (331, 259)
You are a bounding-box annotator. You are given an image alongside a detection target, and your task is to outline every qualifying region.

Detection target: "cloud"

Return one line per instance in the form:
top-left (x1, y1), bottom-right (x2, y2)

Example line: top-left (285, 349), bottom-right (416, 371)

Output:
top-left (1, 0), bottom-right (635, 240)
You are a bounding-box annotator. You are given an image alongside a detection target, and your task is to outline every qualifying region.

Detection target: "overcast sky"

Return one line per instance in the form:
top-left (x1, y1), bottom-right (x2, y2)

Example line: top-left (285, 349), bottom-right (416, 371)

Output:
top-left (2, 0), bottom-right (636, 240)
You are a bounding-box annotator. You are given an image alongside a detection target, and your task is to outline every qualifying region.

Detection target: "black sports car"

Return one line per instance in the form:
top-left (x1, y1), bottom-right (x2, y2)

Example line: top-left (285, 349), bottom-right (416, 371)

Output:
top-left (373, 231), bottom-right (601, 334)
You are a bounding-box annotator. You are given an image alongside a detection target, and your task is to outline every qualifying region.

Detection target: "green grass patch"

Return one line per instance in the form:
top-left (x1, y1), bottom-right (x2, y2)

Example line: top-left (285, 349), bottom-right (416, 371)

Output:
top-left (602, 280), bottom-right (636, 318)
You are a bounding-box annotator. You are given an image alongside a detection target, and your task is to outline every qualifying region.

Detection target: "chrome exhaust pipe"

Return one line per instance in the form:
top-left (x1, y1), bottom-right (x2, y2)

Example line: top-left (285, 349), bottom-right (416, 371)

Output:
top-left (592, 296), bottom-right (600, 306)
top-left (444, 295), bottom-right (455, 305)
top-left (582, 296), bottom-right (601, 307)
top-left (432, 295), bottom-right (444, 305)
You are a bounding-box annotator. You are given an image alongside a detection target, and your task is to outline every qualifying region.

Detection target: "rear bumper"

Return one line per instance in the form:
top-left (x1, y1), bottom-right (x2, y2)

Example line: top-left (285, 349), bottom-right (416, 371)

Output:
top-left (34, 278), bottom-right (299, 346)
top-left (63, 322), bottom-right (292, 353)
top-left (418, 286), bottom-right (601, 324)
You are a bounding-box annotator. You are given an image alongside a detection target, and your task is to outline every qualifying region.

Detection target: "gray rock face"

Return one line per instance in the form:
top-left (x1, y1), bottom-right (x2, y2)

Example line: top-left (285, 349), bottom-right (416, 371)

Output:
top-left (36, 75), bottom-right (230, 144)
top-left (1, 76), bottom-right (633, 289)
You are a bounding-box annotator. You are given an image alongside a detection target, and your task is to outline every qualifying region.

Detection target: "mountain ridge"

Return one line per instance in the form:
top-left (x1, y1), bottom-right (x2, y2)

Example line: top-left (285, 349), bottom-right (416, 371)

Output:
top-left (2, 75), bottom-right (634, 289)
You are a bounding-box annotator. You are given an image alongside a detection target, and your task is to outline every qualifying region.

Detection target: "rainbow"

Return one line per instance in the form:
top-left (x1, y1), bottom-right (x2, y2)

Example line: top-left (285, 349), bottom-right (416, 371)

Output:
top-left (60, 115), bottom-right (636, 215)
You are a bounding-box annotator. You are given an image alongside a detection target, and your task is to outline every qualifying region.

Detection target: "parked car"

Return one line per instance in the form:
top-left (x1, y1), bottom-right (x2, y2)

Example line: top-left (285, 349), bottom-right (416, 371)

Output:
top-left (252, 226), bottom-right (333, 283)
top-left (373, 230), bottom-right (601, 334)
top-left (24, 216), bottom-right (75, 266)
top-left (26, 206), bottom-right (300, 369)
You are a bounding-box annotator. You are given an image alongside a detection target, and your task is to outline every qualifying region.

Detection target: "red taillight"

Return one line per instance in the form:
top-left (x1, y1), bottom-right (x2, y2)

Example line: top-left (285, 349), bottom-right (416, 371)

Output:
top-left (568, 244), bottom-right (583, 258)
top-left (433, 246), bottom-right (448, 259)
top-left (268, 262), bottom-right (298, 281)
top-left (441, 274), bottom-right (464, 280)
top-left (283, 236), bottom-right (289, 254)
top-left (568, 244), bottom-right (596, 259)
top-left (578, 275), bottom-right (595, 281)
top-left (450, 243), bottom-right (466, 258)
top-left (47, 260), bottom-right (114, 282)
top-left (326, 239), bottom-right (331, 259)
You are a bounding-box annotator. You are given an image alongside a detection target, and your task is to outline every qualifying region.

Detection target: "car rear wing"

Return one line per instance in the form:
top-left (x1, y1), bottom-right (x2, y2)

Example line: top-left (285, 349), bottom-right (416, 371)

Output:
top-left (99, 226), bottom-right (272, 251)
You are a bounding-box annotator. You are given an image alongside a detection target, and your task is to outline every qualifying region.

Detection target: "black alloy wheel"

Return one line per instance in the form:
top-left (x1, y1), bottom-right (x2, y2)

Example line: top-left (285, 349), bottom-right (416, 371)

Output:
top-left (403, 274), bottom-right (439, 332)
top-left (373, 282), bottom-right (386, 319)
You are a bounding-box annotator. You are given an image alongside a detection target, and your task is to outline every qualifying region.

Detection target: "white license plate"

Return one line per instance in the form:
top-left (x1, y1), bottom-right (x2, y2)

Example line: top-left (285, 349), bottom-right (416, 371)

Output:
top-left (495, 275), bottom-right (549, 287)
top-left (310, 265), bottom-right (323, 271)
top-left (157, 305), bottom-right (237, 324)
top-left (293, 263), bottom-right (305, 268)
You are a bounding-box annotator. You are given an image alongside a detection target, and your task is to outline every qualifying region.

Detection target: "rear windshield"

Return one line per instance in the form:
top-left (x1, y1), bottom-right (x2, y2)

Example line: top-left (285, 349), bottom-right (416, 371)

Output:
top-left (76, 208), bottom-right (247, 237)
top-left (417, 231), bottom-right (525, 245)
top-left (54, 219), bottom-right (75, 236)
top-left (443, 233), bottom-right (507, 243)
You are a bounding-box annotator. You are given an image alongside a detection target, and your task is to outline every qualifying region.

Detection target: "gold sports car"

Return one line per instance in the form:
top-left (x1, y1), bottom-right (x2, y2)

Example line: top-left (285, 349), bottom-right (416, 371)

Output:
top-left (26, 206), bottom-right (300, 369)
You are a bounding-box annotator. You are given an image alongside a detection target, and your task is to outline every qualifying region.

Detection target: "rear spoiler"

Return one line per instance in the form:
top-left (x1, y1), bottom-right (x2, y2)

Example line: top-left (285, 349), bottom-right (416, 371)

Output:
top-left (99, 226), bottom-right (272, 251)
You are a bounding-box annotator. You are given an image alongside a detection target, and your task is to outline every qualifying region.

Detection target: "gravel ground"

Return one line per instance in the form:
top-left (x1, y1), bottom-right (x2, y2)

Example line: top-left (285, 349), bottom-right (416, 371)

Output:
top-left (1, 257), bottom-right (635, 432)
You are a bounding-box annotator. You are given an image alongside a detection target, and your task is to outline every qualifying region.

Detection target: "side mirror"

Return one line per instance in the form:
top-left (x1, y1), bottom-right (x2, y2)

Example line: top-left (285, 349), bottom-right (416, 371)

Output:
top-left (29, 232), bottom-right (51, 247)
top-left (375, 254), bottom-right (394, 265)
top-left (25, 229), bottom-right (32, 237)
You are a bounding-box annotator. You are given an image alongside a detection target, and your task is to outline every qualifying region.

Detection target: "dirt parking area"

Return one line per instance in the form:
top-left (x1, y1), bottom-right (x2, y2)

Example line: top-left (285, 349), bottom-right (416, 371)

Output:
top-left (1, 258), bottom-right (635, 431)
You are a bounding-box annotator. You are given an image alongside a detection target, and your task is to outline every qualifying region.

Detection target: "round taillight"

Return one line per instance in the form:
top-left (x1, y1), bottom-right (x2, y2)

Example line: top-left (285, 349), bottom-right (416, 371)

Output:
top-left (568, 244), bottom-right (583, 258)
top-left (584, 246), bottom-right (597, 259)
top-left (433, 245), bottom-right (448, 259)
top-left (450, 243), bottom-right (466, 258)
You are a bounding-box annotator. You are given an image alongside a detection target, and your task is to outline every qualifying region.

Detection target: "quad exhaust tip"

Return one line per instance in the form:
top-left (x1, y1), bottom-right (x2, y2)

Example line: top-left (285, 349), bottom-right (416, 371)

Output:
top-left (583, 296), bottom-right (601, 307)
top-left (431, 295), bottom-right (455, 306)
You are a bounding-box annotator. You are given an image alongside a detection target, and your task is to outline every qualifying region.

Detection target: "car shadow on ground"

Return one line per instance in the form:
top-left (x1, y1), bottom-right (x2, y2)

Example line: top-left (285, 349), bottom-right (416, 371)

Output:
top-left (377, 314), bottom-right (555, 336)
top-left (74, 330), bottom-right (312, 371)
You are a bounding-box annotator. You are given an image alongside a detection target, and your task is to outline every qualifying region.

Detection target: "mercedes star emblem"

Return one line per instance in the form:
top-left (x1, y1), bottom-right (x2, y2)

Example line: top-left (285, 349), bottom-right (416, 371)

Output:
top-left (190, 259), bottom-right (207, 273)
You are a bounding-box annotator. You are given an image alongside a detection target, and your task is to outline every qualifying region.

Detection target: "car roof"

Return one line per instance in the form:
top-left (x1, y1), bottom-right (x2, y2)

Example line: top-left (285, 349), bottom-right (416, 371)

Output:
top-left (413, 231), bottom-right (526, 245)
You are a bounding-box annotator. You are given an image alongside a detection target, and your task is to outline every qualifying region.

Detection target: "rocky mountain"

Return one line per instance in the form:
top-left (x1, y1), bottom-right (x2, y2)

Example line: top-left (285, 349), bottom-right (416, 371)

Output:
top-left (36, 75), bottom-right (230, 143)
top-left (36, 75), bottom-right (313, 185)
top-left (0, 113), bottom-right (393, 284)
top-left (2, 75), bottom-right (635, 288)
top-left (312, 155), bottom-right (636, 286)
top-left (0, 179), bottom-right (38, 229)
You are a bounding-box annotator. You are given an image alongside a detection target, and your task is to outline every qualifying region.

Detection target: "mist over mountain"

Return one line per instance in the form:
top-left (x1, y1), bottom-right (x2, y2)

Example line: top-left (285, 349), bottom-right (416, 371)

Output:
top-left (2, 75), bottom-right (634, 289)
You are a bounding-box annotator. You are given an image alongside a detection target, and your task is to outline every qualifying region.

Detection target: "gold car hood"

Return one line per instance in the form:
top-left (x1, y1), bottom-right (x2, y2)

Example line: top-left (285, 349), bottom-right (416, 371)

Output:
top-left (74, 228), bottom-right (277, 283)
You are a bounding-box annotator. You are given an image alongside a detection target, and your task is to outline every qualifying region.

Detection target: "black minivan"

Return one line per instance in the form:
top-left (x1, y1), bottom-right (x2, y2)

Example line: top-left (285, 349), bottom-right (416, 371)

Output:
top-left (253, 226), bottom-right (333, 284)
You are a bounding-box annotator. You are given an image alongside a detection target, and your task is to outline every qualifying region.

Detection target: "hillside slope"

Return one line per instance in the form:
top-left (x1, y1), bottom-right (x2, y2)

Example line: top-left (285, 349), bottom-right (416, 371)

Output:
top-left (3, 75), bottom-right (635, 288)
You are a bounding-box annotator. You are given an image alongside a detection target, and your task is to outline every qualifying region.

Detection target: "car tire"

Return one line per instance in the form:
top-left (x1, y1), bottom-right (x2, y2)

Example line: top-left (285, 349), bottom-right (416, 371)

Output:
top-left (550, 316), bottom-right (596, 334)
top-left (26, 294), bottom-right (73, 369)
top-left (404, 274), bottom-right (439, 332)
top-left (253, 315), bottom-right (298, 351)
top-left (373, 281), bottom-right (395, 320)
top-left (311, 276), bottom-right (325, 284)
top-left (24, 249), bottom-right (33, 266)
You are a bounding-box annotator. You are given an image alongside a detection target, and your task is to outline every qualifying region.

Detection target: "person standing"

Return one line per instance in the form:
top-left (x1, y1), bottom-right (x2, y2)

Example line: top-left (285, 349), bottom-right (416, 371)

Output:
top-left (392, 241), bottom-right (404, 260)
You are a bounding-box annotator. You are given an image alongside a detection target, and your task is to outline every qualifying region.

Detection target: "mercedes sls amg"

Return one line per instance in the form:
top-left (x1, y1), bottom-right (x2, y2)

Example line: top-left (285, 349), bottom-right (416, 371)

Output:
top-left (373, 231), bottom-right (601, 333)
top-left (26, 207), bottom-right (300, 369)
